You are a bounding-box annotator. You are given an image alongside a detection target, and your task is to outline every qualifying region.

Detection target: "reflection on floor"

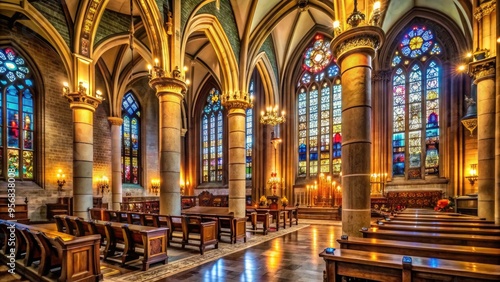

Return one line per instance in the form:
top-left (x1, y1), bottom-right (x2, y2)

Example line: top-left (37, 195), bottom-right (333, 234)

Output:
top-left (0, 220), bottom-right (342, 281)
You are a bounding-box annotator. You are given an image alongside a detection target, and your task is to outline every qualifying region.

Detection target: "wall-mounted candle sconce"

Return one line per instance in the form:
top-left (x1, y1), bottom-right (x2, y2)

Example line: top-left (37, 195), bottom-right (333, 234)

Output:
top-left (56, 169), bottom-right (66, 191)
top-left (97, 176), bottom-right (109, 195)
top-left (151, 179), bottom-right (160, 195)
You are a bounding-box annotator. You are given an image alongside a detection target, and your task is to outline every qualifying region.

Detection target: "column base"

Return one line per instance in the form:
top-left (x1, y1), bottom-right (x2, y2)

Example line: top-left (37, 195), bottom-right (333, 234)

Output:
top-left (341, 208), bottom-right (371, 237)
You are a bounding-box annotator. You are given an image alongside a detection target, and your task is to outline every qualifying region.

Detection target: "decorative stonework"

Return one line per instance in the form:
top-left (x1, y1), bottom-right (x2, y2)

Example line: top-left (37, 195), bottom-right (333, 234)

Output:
top-left (330, 25), bottom-right (385, 63)
top-left (220, 91), bottom-right (253, 110)
top-left (63, 92), bottom-right (103, 111)
top-left (149, 77), bottom-right (187, 98)
top-left (81, 0), bottom-right (104, 56)
top-left (474, 1), bottom-right (496, 20)
top-left (108, 117), bottom-right (123, 126)
top-left (469, 57), bottom-right (496, 82)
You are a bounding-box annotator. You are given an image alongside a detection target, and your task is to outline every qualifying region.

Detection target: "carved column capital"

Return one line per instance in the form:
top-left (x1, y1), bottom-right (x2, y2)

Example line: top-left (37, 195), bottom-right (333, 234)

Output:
top-left (474, 1), bottom-right (496, 20)
top-left (469, 57), bottom-right (496, 83)
top-left (331, 25), bottom-right (385, 63)
top-left (221, 91), bottom-right (253, 110)
top-left (108, 117), bottom-right (123, 126)
top-left (63, 92), bottom-right (103, 112)
top-left (149, 77), bottom-right (186, 99)
top-left (181, 128), bottom-right (188, 137)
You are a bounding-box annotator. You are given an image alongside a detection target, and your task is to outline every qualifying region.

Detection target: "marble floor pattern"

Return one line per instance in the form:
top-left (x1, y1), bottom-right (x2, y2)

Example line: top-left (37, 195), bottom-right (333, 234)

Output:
top-left (0, 220), bottom-right (343, 282)
top-left (158, 222), bottom-right (343, 282)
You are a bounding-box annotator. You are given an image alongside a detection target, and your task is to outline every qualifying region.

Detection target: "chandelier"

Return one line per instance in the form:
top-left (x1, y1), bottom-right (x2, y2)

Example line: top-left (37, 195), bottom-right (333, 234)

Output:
top-left (260, 105), bottom-right (285, 126)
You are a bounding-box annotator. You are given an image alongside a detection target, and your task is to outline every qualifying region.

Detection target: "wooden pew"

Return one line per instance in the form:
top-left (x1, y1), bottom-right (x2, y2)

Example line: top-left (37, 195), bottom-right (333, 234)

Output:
top-left (361, 227), bottom-right (500, 248)
top-left (372, 223), bottom-right (500, 236)
top-left (184, 216), bottom-right (218, 254)
top-left (182, 206), bottom-right (247, 243)
top-left (92, 219), bottom-right (168, 270)
top-left (337, 236), bottom-right (500, 264)
top-left (377, 219), bottom-right (500, 229)
top-left (0, 219), bottom-right (102, 282)
top-left (388, 216), bottom-right (494, 223)
top-left (319, 248), bottom-right (500, 282)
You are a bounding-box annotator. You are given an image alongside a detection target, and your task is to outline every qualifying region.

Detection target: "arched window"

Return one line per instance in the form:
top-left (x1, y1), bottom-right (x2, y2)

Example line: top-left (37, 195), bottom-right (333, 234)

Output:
top-left (0, 47), bottom-right (35, 180)
top-left (297, 34), bottom-right (342, 178)
top-left (202, 88), bottom-right (223, 182)
top-left (391, 26), bottom-right (441, 179)
top-left (121, 92), bottom-right (140, 184)
top-left (246, 80), bottom-right (254, 180)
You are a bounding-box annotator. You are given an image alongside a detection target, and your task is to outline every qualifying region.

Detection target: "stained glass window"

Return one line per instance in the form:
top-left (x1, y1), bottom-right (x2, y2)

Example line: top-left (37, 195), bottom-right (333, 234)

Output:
top-left (246, 81), bottom-right (254, 180)
top-left (302, 34), bottom-right (333, 73)
top-left (0, 47), bottom-right (34, 180)
top-left (202, 88), bottom-right (223, 182)
top-left (297, 34), bottom-right (341, 178)
top-left (121, 92), bottom-right (140, 184)
top-left (391, 26), bottom-right (441, 179)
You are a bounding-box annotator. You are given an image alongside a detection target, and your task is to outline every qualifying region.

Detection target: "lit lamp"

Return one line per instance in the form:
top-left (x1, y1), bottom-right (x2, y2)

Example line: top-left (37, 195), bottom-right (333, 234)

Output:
top-left (56, 169), bottom-right (65, 191)
top-left (97, 176), bottom-right (109, 195)
top-left (261, 105), bottom-right (286, 197)
top-left (465, 164), bottom-right (478, 186)
top-left (260, 105), bottom-right (285, 126)
top-left (151, 179), bottom-right (160, 195)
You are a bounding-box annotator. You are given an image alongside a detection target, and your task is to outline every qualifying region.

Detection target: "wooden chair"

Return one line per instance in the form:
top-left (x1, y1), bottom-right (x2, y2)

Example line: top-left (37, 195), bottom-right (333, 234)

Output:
top-left (20, 228), bottom-right (42, 267)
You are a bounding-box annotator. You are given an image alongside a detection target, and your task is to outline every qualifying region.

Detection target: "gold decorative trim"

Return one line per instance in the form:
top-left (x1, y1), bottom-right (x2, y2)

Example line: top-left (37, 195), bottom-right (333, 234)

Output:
top-left (469, 57), bottom-right (496, 82)
top-left (474, 1), bottom-right (496, 20)
top-left (64, 92), bottom-right (102, 111)
top-left (221, 91), bottom-right (253, 110)
top-left (80, 0), bottom-right (104, 56)
top-left (330, 25), bottom-right (385, 63)
top-left (149, 77), bottom-right (186, 98)
top-left (108, 117), bottom-right (123, 126)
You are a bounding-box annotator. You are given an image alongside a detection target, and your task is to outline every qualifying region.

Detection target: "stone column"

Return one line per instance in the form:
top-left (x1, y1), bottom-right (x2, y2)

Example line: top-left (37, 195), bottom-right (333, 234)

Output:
top-left (108, 117), bottom-right (123, 211)
top-left (221, 91), bottom-right (252, 218)
top-left (149, 76), bottom-right (186, 216)
top-left (496, 0), bottom-right (500, 225)
top-left (62, 91), bottom-right (103, 219)
top-left (331, 26), bottom-right (384, 237)
top-left (470, 58), bottom-right (496, 220)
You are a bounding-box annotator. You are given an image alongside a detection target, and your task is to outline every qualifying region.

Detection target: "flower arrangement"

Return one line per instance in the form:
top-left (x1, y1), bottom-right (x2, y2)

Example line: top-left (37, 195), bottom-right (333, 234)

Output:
top-left (259, 195), bottom-right (267, 206)
top-left (434, 197), bottom-right (454, 212)
top-left (281, 196), bottom-right (289, 206)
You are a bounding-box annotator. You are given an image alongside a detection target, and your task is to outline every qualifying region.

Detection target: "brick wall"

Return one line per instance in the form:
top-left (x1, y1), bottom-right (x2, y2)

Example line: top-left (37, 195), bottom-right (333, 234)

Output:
top-left (0, 22), bottom-right (74, 221)
top-left (30, 0), bottom-right (71, 48)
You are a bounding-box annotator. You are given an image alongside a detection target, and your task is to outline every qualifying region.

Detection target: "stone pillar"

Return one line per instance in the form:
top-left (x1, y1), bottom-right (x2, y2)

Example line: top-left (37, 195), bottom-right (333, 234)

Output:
top-left (331, 26), bottom-right (384, 237)
top-left (62, 91), bottom-right (103, 219)
top-left (221, 91), bottom-right (252, 218)
top-left (108, 117), bottom-right (123, 211)
top-left (496, 0), bottom-right (500, 225)
top-left (470, 58), bottom-right (496, 220)
top-left (149, 76), bottom-right (186, 216)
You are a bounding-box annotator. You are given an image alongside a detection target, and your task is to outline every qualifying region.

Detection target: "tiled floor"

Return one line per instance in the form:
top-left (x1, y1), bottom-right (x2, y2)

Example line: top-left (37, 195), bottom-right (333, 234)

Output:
top-left (0, 221), bottom-right (342, 281)
top-left (160, 223), bottom-right (343, 282)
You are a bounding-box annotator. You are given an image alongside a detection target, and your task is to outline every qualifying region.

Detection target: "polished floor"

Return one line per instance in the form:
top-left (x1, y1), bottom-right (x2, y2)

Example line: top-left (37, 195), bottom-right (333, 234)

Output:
top-left (162, 222), bottom-right (342, 282)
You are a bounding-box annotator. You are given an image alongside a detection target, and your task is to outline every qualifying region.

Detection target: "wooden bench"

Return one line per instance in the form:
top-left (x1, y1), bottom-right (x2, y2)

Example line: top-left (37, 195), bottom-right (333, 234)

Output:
top-left (184, 216), bottom-right (218, 254)
top-left (246, 209), bottom-right (271, 235)
top-left (388, 216), bottom-right (494, 223)
top-left (361, 227), bottom-right (500, 248)
top-left (372, 223), bottom-right (500, 236)
top-left (377, 219), bottom-right (500, 229)
top-left (319, 248), bottom-right (500, 282)
top-left (0, 219), bottom-right (102, 282)
top-left (337, 236), bottom-right (500, 264)
top-left (182, 206), bottom-right (247, 243)
top-left (92, 219), bottom-right (168, 271)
